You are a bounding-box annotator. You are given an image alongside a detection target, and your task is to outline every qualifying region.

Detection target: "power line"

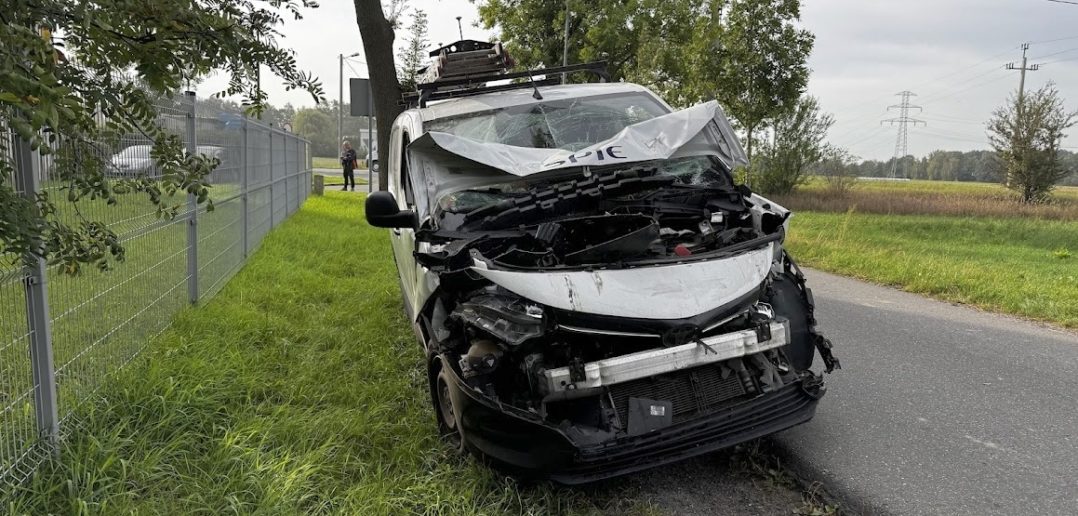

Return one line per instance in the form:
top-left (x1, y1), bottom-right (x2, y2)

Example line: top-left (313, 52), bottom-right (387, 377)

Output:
top-left (920, 117), bottom-right (984, 126)
top-left (881, 91), bottom-right (927, 178)
top-left (919, 130), bottom-right (987, 144)
top-left (846, 129), bottom-right (894, 156)
top-left (920, 112), bottom-right (987, 123)
top-left (831, 48), bottom-right (1018, 133)
top-left (918, 67), bottom-right (1009, 104)
top-left (1028, 34), bottom-right (1078, 44)
top-left (344, 59), bottom-right (363, 79)
top-left (1041, 55), bottom-right (1078, 65)
top-left (917, 72), bottom-right (1014, 107)
top-left (1029, 46), bottom-right (1078, 60)
top-left (828, 108), bottom-right (891, 144)
top-left (827, 45), bottom-right (1020, 123)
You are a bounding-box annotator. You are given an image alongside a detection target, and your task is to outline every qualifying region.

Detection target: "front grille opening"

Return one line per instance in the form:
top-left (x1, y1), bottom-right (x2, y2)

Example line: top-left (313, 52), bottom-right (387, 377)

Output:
top-left (609, 362), bottom-right (748, 427)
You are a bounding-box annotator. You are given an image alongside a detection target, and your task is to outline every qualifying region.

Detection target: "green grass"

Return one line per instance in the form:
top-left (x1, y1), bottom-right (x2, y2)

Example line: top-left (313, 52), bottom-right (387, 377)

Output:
top-left (786, 210), bottom-right (1078, 328)
top-left (6, 192), bottom-right (634, 515)
top-left (312, 156), bottom-right (371, 171)
top-left (316, 171), bottom-right (368, 186)
top-left (312, 156), bottom-right (339, 169)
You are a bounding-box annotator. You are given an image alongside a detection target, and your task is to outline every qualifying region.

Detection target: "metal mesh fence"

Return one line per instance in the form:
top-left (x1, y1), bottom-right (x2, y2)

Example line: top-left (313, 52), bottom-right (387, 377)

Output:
top-left (0, 94), bottom-right (310, 491)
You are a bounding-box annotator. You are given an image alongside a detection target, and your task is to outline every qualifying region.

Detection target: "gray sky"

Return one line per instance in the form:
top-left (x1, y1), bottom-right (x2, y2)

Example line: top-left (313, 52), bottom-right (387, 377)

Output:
top-left (199, 0), bottom-right (1078, 161)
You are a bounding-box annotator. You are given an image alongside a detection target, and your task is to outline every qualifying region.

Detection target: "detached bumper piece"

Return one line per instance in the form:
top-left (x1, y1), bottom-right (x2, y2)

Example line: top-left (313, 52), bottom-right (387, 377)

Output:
top-left (446, 364), bottom-right (823, 485)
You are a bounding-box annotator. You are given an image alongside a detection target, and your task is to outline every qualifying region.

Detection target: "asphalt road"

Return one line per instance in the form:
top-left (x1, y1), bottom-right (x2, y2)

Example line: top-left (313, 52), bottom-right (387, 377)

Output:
top-left (774, 269), bottom-right (1078, 515)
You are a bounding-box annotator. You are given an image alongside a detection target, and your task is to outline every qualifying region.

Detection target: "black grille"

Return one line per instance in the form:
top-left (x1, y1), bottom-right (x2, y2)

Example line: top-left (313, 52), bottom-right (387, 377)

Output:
top-left (609, 364), bottom-right (747, 426)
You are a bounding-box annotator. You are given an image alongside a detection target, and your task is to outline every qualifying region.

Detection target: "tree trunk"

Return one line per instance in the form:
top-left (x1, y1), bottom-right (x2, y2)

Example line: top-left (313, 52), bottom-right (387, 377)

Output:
top-left (746, 125), bottom-right (755, 162)
top-left (354, 0), bottom-right (404, 192)
top-left (745, 124), bottom-right (755, 187)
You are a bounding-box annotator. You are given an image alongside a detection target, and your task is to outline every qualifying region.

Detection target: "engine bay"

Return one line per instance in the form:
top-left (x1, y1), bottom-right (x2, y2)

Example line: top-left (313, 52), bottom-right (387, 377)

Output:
top-left (412, 164), bottom-right (839, 440)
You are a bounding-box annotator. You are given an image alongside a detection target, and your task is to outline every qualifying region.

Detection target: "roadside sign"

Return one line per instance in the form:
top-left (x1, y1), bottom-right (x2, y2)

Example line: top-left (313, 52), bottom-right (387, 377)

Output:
top-left (349, 78), bottom-right (373, 117)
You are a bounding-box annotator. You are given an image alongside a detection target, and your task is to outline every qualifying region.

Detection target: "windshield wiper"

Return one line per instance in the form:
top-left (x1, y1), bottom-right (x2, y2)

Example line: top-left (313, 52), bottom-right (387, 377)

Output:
top-left (462, 167), bottom-right (675, 230)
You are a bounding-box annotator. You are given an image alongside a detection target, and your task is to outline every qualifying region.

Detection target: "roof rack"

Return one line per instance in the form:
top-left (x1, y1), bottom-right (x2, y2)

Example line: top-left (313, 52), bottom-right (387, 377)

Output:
top-left (404, 61), bottom-right (610, 108)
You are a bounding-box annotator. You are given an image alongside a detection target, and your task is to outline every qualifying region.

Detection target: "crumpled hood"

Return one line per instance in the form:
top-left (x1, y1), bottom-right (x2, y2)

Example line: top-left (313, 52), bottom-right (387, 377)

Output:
top-left (407, 100), bottom-right (747, 219)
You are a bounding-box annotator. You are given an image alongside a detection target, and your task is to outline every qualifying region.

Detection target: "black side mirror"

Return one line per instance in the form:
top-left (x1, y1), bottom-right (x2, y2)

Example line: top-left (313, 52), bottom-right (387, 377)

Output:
top-left (365, 191), bottom-right (417, 229)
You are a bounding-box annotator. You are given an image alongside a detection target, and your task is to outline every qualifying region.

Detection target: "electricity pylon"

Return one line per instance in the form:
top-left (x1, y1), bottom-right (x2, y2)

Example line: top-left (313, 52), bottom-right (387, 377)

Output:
top-left (881, 91), bottom-right (927, 179)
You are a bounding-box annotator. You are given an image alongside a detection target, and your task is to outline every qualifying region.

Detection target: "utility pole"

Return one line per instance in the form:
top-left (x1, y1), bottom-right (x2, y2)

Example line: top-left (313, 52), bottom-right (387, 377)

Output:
top-left (339, 52), bottom-right (360, 153)
top-left (881, 91), bottom-right (927, 179)
top-left (1006, 43), bottom-right (1040, 111)
top-left (338, 53), bottom-right (344, 153)
top-left (456, 16), bottom-right (464, 40)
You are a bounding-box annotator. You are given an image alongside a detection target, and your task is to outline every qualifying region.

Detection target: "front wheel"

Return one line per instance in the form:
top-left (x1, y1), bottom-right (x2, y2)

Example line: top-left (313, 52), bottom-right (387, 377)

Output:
top-left (431, 359), bottom-right (465, 450)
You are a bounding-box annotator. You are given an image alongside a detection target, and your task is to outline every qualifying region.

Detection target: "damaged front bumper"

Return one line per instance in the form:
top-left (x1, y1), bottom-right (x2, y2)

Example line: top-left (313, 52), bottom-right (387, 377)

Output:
top-left (543, 320), bottom-right (790, 393)
top-left (444, 360), bottom-right (824, 484)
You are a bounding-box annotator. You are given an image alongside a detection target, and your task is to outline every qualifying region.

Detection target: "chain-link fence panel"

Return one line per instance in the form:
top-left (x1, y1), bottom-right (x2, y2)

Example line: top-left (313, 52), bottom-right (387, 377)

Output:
top-left (0, 94), bottom-right (310, 493)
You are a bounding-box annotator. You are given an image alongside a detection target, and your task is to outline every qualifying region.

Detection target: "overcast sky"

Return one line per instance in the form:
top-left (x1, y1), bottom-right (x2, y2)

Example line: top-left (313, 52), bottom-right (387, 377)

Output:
top-left (199, 0), bottom-right (1078, 161)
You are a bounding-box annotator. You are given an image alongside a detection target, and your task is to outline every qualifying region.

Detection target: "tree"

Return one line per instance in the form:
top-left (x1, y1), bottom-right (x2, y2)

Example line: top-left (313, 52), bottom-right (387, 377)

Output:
top-left (987, 83), bottom-right (1077, 203)
top-left (353, 0), bottom-right (408, 191)
top-left (397, 9), bottom-right (430, 93)
top-left (1, 0), bottom-right (323, 273)
top-left (814, 148), bottom-right (858, 196)
top-left (476, 0), bottom-right (812, 157)
top-left (709, 0), bottom-right (813, 165)
top-left (294, 108), bottom-right (336, 156)
top-left (754, 96), bottom-right (833, 195)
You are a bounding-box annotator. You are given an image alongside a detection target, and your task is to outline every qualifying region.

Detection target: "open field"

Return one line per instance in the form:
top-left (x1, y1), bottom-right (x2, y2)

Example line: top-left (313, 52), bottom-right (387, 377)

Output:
top-left (772, 179), bottom-right (1078, 220)
top-left (785, 211), bottom-right (1078, 328)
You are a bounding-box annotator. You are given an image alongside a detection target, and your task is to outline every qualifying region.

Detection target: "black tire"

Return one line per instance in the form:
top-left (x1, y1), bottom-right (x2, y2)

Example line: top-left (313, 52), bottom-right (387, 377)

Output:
top-left (430, 358), bottom-right (465, 450)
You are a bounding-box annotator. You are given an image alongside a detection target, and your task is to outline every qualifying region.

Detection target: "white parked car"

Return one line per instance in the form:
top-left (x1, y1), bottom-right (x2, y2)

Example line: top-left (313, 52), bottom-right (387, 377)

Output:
top-left (108, 144), bottom-right (156, 177)
top-left (366, 55), bottom-right (839, 484)
top-left (108, 144), bottom-right (223, 178)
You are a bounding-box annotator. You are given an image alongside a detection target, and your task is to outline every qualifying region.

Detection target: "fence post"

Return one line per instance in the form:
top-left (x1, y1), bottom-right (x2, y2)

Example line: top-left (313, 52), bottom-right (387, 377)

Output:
top-left (184, 91), bottom-right (199, 304)
top-left (269, 130), bottom-right (275, 226)
top-left (283, 131), bottom-right (290, 214)
top-left (295, 136), bottom-right (301, 208)
top-left (241, 117), bottom-right (249, 258)
top-left (14, 136), bottom-right (59, 452)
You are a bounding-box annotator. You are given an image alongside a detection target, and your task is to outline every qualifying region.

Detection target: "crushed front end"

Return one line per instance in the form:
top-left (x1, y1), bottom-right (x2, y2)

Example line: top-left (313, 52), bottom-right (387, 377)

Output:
top-left (413, 160), bottom-right (840, 484)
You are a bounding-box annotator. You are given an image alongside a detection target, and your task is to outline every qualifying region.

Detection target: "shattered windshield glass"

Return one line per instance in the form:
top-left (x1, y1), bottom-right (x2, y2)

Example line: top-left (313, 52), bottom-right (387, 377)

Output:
top-left (426, 93), bottom-right (668, 151)
top-left (437, 155), bottom-right (731, 214)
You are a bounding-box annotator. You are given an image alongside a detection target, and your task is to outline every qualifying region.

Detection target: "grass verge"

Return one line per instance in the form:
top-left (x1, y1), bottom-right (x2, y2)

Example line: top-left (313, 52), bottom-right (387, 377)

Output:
top-left (6, 192), bottom-right (629, 514)
top-left (786, 210), bottom-right (1078, 328)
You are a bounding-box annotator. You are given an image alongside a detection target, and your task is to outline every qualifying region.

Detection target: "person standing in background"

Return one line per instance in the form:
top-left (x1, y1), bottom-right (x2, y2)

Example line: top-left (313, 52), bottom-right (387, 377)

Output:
top-left (340, 141), bottom-right (357, 191)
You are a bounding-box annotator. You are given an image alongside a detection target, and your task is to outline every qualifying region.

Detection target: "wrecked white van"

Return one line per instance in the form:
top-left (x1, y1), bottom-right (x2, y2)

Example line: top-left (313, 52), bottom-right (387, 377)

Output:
top-left (365, 52), bottom-right (839, 484)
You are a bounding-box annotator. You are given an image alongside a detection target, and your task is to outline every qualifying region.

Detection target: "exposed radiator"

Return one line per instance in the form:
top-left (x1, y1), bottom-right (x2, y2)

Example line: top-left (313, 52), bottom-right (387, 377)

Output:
top-left (609, 363), bottom-right (748, 426)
